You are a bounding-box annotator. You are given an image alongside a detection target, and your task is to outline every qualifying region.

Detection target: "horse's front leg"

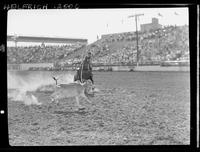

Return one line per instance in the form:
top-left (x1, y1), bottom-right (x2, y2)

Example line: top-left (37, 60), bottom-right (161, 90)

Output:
top-left (75, 96), bottom-right (85, 110)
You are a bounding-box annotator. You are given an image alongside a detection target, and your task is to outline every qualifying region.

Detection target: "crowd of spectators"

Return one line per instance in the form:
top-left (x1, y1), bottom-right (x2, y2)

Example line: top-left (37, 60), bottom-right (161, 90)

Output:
top-left (7, 43), bottom-right (84, 64)
top-left (7, 25), bottom-right (189, 68)
top-left (87, 25), bottom-right (189, 65)
top-left (101, 31), bottom-right (137, 43)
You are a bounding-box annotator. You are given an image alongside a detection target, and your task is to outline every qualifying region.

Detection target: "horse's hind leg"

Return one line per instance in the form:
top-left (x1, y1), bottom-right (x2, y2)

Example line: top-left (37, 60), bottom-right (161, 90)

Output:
top-left (89, 76), bottom-right (94, 84)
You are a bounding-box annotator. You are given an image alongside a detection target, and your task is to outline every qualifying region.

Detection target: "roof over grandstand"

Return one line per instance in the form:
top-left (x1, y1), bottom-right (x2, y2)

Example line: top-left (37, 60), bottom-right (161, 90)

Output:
top-left (7, 35), bottom-right (88, 44)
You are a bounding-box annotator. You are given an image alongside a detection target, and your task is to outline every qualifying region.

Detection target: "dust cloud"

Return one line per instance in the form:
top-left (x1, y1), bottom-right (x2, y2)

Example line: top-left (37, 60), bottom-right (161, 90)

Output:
top-left (7, 71), bottom-right (74, 105)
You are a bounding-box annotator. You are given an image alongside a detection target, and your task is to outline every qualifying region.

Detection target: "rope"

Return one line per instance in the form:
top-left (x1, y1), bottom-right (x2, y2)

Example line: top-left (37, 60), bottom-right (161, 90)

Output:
top-left (80, 62), bottom-right (83, 83)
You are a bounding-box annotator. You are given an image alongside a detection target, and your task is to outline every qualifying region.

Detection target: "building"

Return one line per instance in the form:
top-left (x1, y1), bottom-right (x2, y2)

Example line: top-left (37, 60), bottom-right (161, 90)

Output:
top-left (140, 18), bottom-right (162, 32)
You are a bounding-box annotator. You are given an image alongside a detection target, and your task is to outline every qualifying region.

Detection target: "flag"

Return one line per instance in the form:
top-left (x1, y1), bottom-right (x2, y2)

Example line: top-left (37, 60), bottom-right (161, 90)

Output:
top-left (158, 13), bottom-right (163, 17)
top-left (174, 12), bottom-right (179, 15)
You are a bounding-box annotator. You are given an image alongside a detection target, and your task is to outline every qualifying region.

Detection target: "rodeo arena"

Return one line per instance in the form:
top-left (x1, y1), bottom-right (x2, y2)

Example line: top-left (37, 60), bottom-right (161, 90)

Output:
top-left (7, 11), bottom-right (191, 146)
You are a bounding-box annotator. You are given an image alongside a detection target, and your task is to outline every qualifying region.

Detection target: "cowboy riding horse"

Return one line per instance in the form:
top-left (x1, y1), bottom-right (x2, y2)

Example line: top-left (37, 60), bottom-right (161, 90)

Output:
top-left (74, 55), bottom-right (94, 85)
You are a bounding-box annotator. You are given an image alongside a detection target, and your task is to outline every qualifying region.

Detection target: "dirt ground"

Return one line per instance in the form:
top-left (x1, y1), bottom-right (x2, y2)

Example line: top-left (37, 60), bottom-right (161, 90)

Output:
top-left (8, 71), bottom-right (190, 145)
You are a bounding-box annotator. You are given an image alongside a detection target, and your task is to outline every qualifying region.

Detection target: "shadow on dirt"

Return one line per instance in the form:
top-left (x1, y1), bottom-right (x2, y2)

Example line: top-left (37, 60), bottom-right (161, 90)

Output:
top-left (53, 110), bottom-right (89, 116)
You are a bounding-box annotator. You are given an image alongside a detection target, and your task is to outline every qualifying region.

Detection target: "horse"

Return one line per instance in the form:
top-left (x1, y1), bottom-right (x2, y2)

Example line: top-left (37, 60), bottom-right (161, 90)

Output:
top-left (74, 58), bottom-right (94, 84)
top-left (74, 68), bottom-right (94, 84)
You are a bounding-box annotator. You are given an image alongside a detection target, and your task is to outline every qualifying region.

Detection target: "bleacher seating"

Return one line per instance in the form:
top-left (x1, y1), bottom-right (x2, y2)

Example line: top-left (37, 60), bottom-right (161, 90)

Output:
top-left (7, 25), bottom-right (189, 68)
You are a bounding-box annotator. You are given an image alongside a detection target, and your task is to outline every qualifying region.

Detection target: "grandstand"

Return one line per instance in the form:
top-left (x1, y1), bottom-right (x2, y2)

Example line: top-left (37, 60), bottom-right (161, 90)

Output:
top-left (7, 36), bottom-right (88, 70)
top-left (7, 25), bottom-right (189, 70)
top-left (85, 25), bottom-right (189, 66)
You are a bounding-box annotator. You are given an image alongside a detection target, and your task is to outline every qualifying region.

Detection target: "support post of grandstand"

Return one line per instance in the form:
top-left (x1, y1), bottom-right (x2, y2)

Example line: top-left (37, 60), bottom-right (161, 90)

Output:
top-left (128, 13), bottom-right (144, 66)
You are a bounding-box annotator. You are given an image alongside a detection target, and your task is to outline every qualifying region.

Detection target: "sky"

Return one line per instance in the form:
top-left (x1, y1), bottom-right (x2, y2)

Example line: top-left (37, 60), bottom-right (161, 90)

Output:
top-left (7, 8), bottom-right (188, 46)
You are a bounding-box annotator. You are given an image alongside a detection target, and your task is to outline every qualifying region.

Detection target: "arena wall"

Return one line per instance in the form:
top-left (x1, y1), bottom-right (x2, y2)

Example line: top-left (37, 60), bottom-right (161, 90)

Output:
top-left (7, 64), bottom-right (189, 72)
top-left (93, 65), bottom-right (189, 72)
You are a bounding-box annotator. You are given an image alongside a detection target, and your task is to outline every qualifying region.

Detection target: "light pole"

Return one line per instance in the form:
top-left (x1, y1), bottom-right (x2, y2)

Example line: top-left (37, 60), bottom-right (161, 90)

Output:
top-left (128, 13), bottom-right (144, 66)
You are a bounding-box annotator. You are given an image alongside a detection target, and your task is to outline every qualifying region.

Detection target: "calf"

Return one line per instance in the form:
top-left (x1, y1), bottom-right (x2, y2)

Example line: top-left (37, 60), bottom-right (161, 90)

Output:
top-left (50, 82), bottom-right (92, 110)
